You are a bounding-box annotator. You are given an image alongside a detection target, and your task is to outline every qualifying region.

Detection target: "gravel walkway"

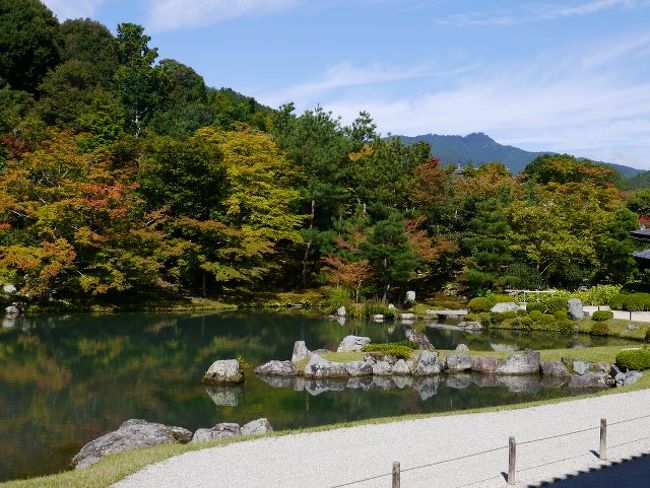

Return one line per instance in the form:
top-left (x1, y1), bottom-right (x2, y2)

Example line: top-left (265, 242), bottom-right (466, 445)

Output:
top-left (114, 389), bottom-right (650, 488)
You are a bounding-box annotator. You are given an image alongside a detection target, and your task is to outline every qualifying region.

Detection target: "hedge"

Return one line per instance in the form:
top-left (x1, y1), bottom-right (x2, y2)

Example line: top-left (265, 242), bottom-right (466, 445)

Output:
top-left (616, 349), bottom-right (650, 371)
top-left (362, 341), bottom-right (419, 359)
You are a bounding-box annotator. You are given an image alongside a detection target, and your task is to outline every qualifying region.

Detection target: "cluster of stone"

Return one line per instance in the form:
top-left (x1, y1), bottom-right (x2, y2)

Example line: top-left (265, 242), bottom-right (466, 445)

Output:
top-left (71, 418), bottom-right (273, 469)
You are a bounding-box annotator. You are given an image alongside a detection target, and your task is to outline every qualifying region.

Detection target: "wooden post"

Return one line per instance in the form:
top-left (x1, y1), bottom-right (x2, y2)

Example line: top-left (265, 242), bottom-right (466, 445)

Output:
top-left (600, 418), bottom-right (607, 461)
top-left (508, 436), bottom-right (516, 485)
top-left (392, 461), bottom-right (400, 488)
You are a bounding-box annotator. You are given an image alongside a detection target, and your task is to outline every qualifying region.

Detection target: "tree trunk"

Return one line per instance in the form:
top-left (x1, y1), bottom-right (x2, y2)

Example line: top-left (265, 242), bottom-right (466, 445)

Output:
top-left (383, 283), bottom-right (390, 303)
top-left (301, 199), bottom-right (316, 288)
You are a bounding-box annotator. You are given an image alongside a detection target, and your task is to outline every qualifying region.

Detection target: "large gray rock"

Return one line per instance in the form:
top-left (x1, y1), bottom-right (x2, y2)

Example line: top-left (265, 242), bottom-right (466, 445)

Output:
top-left (459, 321), bottom-right (482, 330)
top-left (291, 341), bottom-right (310, 362)
top-left (337, 335), bottom-right (371, 352)
top-left (406, 291), bottom-right (416, 302)
top-left (572, 360), bottom-right (592, 375)
top-left (472, 356), bottom-right (498, 374)
top-left (2, 284), bottom-right (16, 294)
top-left (616, 370), bottom-right (642, 387)
top-left (412, 351), bottom-right (445, 376)
top-left (568, 372), bottom-right (609, 389)
top-left (392, 359), bottom-right (411, 375)
top-left (372, 360), bottom-right (393, 376)
top-left (72, 419), bottom-right (192, 468)
top-left (406, 329), bottom-right (434, 349)
top-left (203, 359), bottom-right (244, 385)
top-left (490, 302), bottom-right (520, 313)
top-left (192, 423), bottom-right (241, 443)
top-left (336, 306), bottom-right (347, 317)
top-left (241, 418), bottom-right (273, 436)
top-left (4, 304), bottom-right (21, 318)
top-left (567, 298), bottom-right (585, 321)
top-left (541, 361), bottom-right (569, 378)
top-left (303, 354), bottom-right (349, 379)
top-left (496, 349), bottom-right (541, 375)
top-left (254, 360), bottom-right (298, 376)
top-left (446, 354), bottom-right (472, 373)
top-left (345, 361), bottom-right (373, 377)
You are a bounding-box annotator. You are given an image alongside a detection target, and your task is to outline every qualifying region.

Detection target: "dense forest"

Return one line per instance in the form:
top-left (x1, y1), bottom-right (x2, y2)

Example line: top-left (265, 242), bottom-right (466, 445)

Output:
top-left (2, 0), bottom-right (650, 308)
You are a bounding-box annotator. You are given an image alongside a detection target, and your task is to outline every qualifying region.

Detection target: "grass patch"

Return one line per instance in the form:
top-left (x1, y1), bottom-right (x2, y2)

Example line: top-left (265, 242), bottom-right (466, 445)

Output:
top-left (4, 344), bottom-right (648, 488)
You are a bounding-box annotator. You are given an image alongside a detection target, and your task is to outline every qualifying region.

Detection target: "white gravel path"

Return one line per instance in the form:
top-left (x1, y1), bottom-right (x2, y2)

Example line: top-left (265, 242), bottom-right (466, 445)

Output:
top-left (114, 389), bottom-right (650, 488)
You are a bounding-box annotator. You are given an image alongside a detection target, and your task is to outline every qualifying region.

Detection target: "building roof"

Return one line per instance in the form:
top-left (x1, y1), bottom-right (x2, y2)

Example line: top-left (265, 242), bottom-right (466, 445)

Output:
top-left (632, 249), bottom-right (650, 260)
top-left (631, 228), bottom-right (650, 240)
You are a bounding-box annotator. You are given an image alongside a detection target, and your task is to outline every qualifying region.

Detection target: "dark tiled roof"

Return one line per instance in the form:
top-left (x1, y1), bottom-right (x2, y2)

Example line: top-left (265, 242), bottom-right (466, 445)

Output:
top-left (631, 229), bottom-right (650, 240)
top-left (632, 249), bottom-right (650, 260)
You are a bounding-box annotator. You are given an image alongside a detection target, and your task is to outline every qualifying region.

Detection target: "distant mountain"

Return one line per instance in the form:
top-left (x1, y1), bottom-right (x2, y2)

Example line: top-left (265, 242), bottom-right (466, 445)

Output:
top-left (395, 132), bottom-right (644, 178)
top-left (627, 171), bottom-right (650, 190)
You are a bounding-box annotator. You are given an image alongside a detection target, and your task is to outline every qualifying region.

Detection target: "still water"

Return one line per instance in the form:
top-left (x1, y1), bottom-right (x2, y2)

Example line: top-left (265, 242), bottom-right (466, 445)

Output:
top-left (0, 311), bottom-right (636, 481)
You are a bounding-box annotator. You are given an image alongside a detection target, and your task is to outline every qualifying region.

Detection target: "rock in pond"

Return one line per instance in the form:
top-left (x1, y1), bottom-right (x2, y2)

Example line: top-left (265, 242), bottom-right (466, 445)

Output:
top-left (567, 298), bottom-right (585, 320)
top-left (392, 359), bottom-right (411, 375)
top-left (496, 349), bottom-right (541, 375)
top-left (406, 329), bottom-right (434, 349)
top-left (345, 361), bottom-right (373, 377)
top-left (400, 313), bottom-right (417, 321)
top-left (568, 372), bottom-right (609, 389)
top-left (446, 354), bottom-right (472, 373)
top-left (192, 423), bottom-right (241, 443)
top-left (490, 302), bottom-right (520, 313)
top-left (203, 359), bottom-right (244, 385)
top-left (412, 351), bottom-right (445, 376)
top-left (241, 418), bottom-right (273, 436)
top-left (72, 419), bottom-right (192, 469)
top-left (336, 306), bottom-right (347, 317)
top-left (372, 360), bottom-right (393, 376)
top-left (541, 361), bottom-right (569, 378)
top-left (292, 340), bottom-right (311, 362)
top-left (337, 335), bottom-right (371, 352)
top-left (372, 314), bottom-right (385, 321)
top-left (406, 290), bottom-right (416, 302)
top-left (472, 356), bottom-right (498, 374)
top-left (459, 321), bottom-right (482, 331)
top-left (254, 360), bottom-right (298, 376)
top-left (303, 354), bottom-right (349, 379)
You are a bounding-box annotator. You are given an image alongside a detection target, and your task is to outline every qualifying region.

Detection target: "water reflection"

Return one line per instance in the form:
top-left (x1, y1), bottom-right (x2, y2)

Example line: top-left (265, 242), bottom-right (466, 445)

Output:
top-left (0, 311), bottom-right (634, 482)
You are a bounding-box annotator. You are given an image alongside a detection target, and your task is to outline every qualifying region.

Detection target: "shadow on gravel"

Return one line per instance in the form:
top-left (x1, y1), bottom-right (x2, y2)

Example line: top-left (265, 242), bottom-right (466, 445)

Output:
top-left (537, 453), bottom-right (650, 487)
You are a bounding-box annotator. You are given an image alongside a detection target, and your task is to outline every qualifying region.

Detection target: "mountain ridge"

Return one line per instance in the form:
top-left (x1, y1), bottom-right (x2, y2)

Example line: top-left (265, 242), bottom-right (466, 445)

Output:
top-left (395, 132), bottom-right (644, 178)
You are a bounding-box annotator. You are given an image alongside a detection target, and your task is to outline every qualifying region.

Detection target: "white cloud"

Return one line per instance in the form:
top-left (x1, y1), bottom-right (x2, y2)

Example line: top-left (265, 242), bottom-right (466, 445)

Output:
top-left (42, 0), bottom-right (105, 20)
top-left (436, 0), bottom-right (641, 27)
top-left (255, 33), bottom-right (650, 168)
top-left (148, 0), bottom-right (297, 31)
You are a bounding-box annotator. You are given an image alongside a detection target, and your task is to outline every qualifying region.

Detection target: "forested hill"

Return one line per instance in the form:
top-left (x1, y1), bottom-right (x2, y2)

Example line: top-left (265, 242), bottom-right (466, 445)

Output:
top-left (396, 132), bottom-right (643, 178)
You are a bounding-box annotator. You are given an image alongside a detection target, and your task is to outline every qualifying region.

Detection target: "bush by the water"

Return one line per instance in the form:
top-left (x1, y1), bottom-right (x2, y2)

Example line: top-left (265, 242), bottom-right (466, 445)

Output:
top-left (526, 302), bottom-right (546, 313)
top-left (616, 349), bottom-right (650, 370)
top-left (590, 322), bottom-right (610, 336)
top-left (362, 341), bottom-right (418, 359)
top-left (468, 297), bottom-right (491, 313)
top-left (363, 301), bottom-right (396, 319)
top-left (320, 287), bottom-right (351, 314)
top-left (547, 297), bottom-right (569, 313)
top-left (592, 310), bottom-right (614, 322)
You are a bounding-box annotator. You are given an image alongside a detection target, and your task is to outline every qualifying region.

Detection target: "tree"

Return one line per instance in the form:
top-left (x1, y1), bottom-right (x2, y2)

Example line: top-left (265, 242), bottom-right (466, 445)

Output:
top-left (0, 0), bottom-right (60, 92)
top-left (524, 154), bottom-right (624, 188)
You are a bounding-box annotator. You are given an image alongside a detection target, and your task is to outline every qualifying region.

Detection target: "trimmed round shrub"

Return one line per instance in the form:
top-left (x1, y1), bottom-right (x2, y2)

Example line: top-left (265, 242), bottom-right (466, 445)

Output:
top-left (465, 313), bottom-right (480, 322)
top-left (590, 322), bottom-right (610, 336)
top-left (616, 349), bottom-right (650, 370)
top-left (528, 310), bottom-right (544, 322)
top-left (623, 293), bottom-right (650, 312)
top-left (504, 316), bottom-right (533, 331)
top-left (608, 293), bottom-right (625, 310)
top-left (547, 297), bottom-right (568, 313)
top-left (592, 310), bottom-right (614, 322)
top-left (553, 310), bottom-right (569, 320)
top-left (468, 297), bottom-right (491, 313)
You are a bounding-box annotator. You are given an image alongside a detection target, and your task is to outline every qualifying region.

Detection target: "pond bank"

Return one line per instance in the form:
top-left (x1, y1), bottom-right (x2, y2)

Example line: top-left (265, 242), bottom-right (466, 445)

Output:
top-left (112, 387), bottom-right (650, 488)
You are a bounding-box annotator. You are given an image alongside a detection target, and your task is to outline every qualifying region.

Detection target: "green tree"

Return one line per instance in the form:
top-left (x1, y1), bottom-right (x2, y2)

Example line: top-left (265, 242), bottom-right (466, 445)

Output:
top-left (0, 0), bottom-right (60, 92)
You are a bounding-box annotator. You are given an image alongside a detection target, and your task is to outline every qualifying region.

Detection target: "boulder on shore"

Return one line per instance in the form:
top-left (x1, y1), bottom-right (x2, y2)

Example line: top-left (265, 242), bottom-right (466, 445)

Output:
top-left (254, 360), bottom-right (298, 376)
top-left (337, 335), bottom-right (371, 353)
top-left (241, 418), bottom-right (273, 436)
top-left (336, 306), bottom-right (347, 317)
top-left (455, 344), bottom-right (470, 352)
top-left (372, 360), bottom-right (393, 376)
top-left (472, 356), bottom-right (498, 374)
top-left (303, 354), bottom-right (349, 379)
top-left (345, 361), bottom-right (373, 377)
top-left (291, 340), bottom-right (311, 362)
top-left (496, 349), bottom-right (541, 375)
top-left (567, 298), bottom-right (585, 321)
top-left (459, 321), bottom-right (482, 331)
top-left (192, 423), bottom-right (241, 443)
top-left (406, 329), bottom-right (434, 350)
top-left (568, 372), bottom-right (609, 389)
top-left (616, 370), bottom-right (642, 387)
top-left (72, 419), bottom-right (192, 469)
top-left (412, 350), bottom-right (445, 376)
top-left (541, 361), bottom-right (569, 378)
top-left (446, 354), bottom-right (472, 373)
top-left (203, 359), bottom-right (244, 385)
top-left (490, 302), bottom-right (520, 313)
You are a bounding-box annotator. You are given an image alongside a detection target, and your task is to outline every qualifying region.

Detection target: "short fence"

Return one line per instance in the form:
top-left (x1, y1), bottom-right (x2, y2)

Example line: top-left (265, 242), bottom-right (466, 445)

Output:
top-left (329, 414), bottom-right (650, 488)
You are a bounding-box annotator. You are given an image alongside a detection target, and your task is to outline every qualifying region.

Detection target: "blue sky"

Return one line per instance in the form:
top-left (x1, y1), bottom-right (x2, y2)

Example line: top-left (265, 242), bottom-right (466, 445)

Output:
top-left (43, 0), bottom-right (650, 168)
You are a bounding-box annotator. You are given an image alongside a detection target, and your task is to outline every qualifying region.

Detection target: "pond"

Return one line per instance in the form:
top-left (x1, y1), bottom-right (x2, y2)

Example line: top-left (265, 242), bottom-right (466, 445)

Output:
top-left (0, 311), bottom-right (637, 482)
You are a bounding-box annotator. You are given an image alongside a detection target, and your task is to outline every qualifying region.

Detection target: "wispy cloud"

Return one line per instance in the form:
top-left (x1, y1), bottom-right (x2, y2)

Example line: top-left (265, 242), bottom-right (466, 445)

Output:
top-left (436, 0), bottom-right (641, 27)
top-left (42, 0), bottom-right (105, 20)
top-left (147, 0), bottom-right (297, 31)
top-left (256, 32), bottom-right (650, 167)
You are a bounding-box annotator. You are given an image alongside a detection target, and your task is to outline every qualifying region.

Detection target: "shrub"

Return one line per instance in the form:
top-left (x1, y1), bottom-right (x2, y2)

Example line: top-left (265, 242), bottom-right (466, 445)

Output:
top-left (526, 302), bottom-right (545, 313)
top-left (490, 294), bottom-right (519, 305)
top-left (489, 311), bottom-right (517, 325)
top-left (528, 310), bottom-right (544, 322)
top-left (465, 313), bottom-right (480, 322)
top-left (608, 293), bottom-right (625, 310)
top-left (590, 322), bottom-right (610, 336)
top-left (363, 300), bottom-right (395, 319)
top-left (553, 310), bottom-right (569, 320)
top-left (574, 285), bottom-right (622, 306)
top-left (320, 287), bottom-right (351, 314)
top-left (479, 312), bottom-right (491, 325)
top-left (646, 329), bottom-right (650, 343)
top-left (616, 349), bottom-right (650, 371)
top-left (556, 319), bottom-right (575, 335)
top-left (547, 297), bottom-right (568, 313)
top-left (592, 310), bottom-right (614, 322)
top-left (623, 293), bottom-right (650, 312)
top-left (468, 297), bottom-right (491, 313)
top-left (501, 316), bottom-right (533, 331)
top-left (362, 341), bottom-right (418, 359)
